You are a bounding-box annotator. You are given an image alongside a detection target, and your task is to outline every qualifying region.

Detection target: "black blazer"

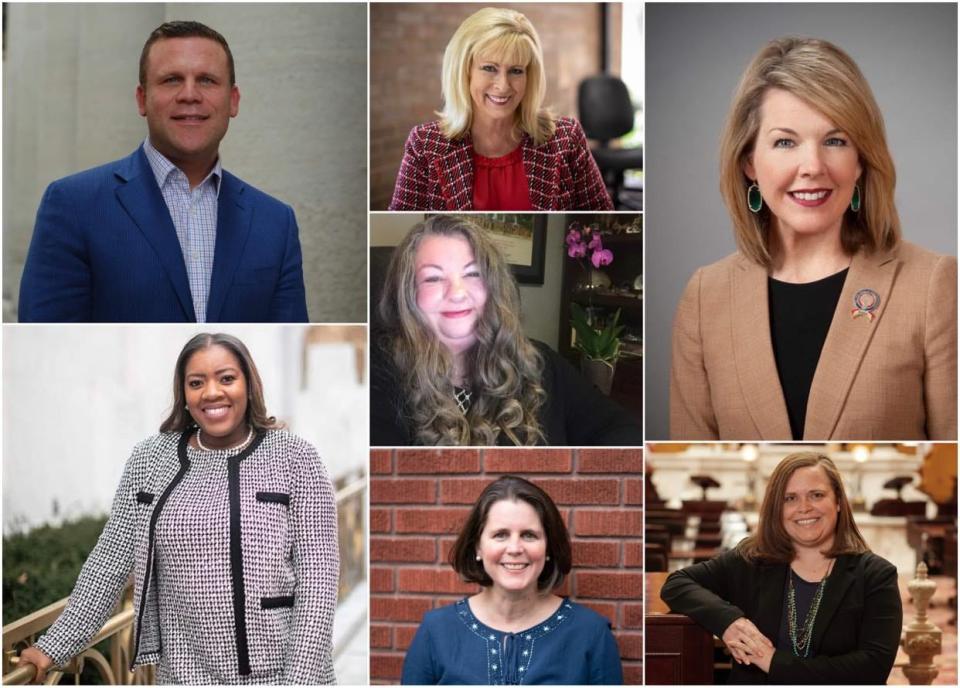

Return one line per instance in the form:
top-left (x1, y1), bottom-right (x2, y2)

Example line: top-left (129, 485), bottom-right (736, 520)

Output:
top-left (370, 337), bottom-right (642, 446)
top-left (660, 549), bottom-right (902, 684)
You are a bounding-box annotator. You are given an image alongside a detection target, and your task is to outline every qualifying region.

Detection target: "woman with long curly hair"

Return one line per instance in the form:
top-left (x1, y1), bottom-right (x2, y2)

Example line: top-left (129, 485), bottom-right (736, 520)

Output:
top-left (371, 215), bottom-right (640, 446)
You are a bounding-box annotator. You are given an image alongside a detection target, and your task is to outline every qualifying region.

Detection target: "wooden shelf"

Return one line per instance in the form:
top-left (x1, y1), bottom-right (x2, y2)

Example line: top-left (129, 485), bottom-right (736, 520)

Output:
top-left (597, 232), bottom-right (643, 247)
top-left (571, 292), bottom-right (643, 309)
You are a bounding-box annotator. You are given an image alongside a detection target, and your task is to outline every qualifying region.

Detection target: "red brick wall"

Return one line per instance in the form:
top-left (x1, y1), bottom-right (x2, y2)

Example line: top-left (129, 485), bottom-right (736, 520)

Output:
top-left (370, 448), bottom-right (642, 684)
top-left (370, 3), bottom-right (603, 209)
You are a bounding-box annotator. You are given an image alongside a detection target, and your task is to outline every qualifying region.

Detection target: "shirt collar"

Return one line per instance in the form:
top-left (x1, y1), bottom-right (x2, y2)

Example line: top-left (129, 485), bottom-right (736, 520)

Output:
top-left (142, 137), bottom-right (223, 197)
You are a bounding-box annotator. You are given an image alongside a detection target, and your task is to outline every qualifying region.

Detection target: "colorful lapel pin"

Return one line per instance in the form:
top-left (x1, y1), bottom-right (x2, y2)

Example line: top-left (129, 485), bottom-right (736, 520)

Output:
top-left (851, 288), bottom-right (881, 321)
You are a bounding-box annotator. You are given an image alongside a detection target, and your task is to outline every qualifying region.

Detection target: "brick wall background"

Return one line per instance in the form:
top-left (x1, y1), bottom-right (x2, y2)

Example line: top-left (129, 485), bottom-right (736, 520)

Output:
top-left (370, 3), bottom-right (608, 209)
top-left (370, 448), bottom-right (642, 684)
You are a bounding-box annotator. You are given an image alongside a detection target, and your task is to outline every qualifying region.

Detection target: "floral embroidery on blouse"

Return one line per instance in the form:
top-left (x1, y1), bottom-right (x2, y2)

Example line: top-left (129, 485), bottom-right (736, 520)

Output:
top-left (455, 598), bottom-right (575, 685)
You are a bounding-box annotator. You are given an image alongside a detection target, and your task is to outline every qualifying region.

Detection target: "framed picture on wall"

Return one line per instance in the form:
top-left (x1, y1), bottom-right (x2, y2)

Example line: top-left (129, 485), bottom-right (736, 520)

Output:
top-left (437, 214), bottom-right (547, 285)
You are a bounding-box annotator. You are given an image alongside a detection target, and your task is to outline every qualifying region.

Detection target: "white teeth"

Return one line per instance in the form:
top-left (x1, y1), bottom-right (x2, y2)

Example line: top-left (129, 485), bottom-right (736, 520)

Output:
top-left (501, 563), bottom-right (528, 570)
top-left (796, 518), bottom-right (819, 525)
top-left (204, 407), bottom-right (229, 417)
top-left (487, 95), bottom-right (509, 104)
top-left (791, 190), bottom-right (828, 201)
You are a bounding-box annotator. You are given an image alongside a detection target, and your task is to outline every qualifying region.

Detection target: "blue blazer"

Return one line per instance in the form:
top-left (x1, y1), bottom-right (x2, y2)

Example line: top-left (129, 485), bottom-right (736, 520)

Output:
top-left (18, 146), bottom-right (309, 322)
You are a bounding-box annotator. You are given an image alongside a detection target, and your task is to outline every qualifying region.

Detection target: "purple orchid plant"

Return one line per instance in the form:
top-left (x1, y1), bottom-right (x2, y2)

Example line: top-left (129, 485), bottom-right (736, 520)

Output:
top-left (565, 221), bottom-right (613, 269)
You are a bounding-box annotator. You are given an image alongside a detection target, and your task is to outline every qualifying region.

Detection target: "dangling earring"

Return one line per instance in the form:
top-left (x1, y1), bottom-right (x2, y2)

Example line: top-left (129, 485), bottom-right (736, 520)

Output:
top-left (747, 183), bottom-right (763, 213)
top-left (850, 184), bottom-right (862, 212)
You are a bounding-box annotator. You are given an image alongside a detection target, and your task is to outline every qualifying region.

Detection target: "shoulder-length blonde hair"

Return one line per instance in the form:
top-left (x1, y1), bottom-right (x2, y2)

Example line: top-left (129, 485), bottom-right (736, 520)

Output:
top-left (377, 215), bottom-right (545, 445)
top-left (438, 7), bottom-right (556, 146)
top-left (159, 332), bottom-right (284, 434)
top-left (738, 452), bottom-right (869, 564)
top-left (719, 36), bottom-right (900, 266)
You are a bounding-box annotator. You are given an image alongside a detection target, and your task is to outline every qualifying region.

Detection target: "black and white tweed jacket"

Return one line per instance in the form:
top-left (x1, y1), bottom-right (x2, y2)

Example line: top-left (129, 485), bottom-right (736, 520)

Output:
top-left (388, 116), bottom-right (614, 211)
top-left (34, 429), bottom-right (339, 684)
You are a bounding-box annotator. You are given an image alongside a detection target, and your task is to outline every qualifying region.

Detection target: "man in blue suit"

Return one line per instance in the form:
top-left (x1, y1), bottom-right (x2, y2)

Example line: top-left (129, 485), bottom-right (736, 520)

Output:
top-left (18, 21), bottom-right (309, 322)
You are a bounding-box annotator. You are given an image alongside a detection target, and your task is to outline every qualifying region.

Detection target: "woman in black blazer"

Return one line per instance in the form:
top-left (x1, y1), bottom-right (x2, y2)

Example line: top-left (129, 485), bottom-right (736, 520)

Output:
top-left (661, 452), bottom-right (902, 684)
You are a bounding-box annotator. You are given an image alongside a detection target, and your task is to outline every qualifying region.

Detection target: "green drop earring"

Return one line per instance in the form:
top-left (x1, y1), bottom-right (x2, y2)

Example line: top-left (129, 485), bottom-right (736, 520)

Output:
top-left (850, 184), bottom-right (862, 212)
top-left (747, 183), bottom-right (763, 213)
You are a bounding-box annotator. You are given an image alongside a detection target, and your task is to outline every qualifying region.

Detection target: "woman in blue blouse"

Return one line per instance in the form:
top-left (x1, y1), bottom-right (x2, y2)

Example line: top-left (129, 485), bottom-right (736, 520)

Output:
top-left (401, 475), bottom-right (623, 685)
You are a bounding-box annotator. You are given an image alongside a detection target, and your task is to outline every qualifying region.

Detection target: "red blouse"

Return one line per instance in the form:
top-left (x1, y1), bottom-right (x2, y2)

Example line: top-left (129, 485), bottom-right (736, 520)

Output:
top-left (472, 147), bottom-right (533, 210)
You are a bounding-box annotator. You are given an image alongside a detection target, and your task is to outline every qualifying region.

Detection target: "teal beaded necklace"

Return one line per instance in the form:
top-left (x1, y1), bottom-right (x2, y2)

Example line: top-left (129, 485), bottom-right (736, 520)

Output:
top-left (787, 559), bottom-right (834, 658)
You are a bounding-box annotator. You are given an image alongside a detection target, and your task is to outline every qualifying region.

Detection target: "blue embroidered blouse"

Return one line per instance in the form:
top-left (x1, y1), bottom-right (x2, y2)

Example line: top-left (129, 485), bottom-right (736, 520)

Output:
top-left (401, 598), bottom-right (623, 685)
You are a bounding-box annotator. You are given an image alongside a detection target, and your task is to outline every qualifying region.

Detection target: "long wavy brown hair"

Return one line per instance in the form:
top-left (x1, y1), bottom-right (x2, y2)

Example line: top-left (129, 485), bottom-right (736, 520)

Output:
top-left (159, 333), bottom-right (284, 433)
top-left (737, 452), bottom-right (869, 564)
top-left (378, 215), bottom-right (545, 445)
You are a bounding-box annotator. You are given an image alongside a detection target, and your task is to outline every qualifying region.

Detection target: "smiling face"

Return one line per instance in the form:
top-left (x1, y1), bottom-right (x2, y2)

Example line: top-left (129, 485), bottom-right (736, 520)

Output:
top-left (414, 234), bottom-right (488, 356)
top-left (136, 37), bottom-right (239, 171)
top-left (184, 344), bottom-right (249, 448)
top-left (781, 465), bottom-right (840, 552)
top-left (744, 88), bottom-right (862, 244)
top-left (477, 499), bottom-right (548, 595)
top-left (469, 55), bottom-right (527, 127)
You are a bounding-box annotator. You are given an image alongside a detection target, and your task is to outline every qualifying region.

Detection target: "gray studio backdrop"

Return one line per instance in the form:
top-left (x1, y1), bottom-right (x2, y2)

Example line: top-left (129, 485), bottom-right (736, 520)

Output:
top-left (645, 3), bottom-right (957, 440)
top-left (2, 3), bottom-right (367, 322)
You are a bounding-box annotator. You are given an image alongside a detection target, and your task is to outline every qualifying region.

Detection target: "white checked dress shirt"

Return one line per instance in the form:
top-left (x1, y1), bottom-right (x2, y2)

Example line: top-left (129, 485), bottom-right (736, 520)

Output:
top-left (142, 138), bottom-right (221, 323)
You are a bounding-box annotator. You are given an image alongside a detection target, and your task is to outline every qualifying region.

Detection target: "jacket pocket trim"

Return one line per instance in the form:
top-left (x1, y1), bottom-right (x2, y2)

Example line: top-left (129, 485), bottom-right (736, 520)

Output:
top-left (260, 595), bottom-right (295, 609)
top-left (256, 491), bottom-right (290, 506)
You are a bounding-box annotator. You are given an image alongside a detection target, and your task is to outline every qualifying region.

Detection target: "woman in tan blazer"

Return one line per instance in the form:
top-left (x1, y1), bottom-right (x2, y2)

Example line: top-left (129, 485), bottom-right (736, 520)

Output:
top-left (670, 37), bottom-right (957, 441)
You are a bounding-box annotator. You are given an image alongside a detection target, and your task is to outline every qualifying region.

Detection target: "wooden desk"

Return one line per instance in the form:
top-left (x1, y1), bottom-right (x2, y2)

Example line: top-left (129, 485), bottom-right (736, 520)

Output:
top-left (646, 572), bottom-right (714, 684)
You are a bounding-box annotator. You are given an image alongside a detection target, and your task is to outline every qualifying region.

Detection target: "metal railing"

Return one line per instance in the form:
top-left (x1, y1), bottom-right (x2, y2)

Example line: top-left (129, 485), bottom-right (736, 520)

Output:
top-left (3, 473), bottom-right (367, 685)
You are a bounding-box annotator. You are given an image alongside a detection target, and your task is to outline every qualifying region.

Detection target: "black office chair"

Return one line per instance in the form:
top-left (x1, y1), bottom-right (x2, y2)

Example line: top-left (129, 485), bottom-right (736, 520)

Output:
top-left (578, 74), bottom-right (644, 210)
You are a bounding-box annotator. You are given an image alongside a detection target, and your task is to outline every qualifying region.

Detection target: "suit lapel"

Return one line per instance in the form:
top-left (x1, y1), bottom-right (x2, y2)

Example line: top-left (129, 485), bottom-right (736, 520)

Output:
top-left (522, 136), bottom-right (558, 210)
top-left (435, 141), bottom-right (475, 210)
top-left (730, 255), bottom-right (793, 438)
top-left (754, 563), bottom-right (788, 641)
top-left (803, 248), bottom-right (898, 438)
top-left (207, 171), bottom-right (252, 323)
top-left (810, 555), bottom-right (856, 653)
top-left (114, 148), bottom-right (195, 321)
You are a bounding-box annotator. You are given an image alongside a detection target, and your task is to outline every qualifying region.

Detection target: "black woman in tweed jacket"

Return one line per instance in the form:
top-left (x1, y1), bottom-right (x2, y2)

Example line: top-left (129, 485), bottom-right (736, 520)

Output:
top-left (388, 8), bottom-right (613, 212)
top-left (21, 334), bottom-right (340, 684)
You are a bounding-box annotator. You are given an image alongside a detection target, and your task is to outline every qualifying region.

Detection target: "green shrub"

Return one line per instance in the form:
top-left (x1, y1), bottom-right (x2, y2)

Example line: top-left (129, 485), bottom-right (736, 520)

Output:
top-left (3, 516), bottom-right (107, 624)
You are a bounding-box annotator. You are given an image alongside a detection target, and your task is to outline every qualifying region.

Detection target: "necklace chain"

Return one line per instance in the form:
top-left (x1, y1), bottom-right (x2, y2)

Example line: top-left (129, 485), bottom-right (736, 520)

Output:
top-left (787, 560), bottom-right (833, 657)
top-left (196, 426), bottom-right (254, 452)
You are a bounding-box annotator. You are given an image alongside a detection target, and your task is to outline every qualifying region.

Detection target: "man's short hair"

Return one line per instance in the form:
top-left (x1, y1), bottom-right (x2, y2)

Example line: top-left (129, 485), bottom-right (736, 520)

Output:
top-left (139, 21), bottom-right (236, 87)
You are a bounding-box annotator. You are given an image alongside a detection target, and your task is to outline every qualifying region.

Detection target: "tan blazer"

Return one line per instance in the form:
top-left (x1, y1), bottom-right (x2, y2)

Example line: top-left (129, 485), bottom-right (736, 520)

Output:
top-left (670, 241), bottom-right (957, 440)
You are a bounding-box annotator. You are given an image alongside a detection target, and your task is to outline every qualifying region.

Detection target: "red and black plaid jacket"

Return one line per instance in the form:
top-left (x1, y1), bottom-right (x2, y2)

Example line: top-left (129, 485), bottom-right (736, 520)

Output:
top-left (388, 117), bottom-right (614, 211)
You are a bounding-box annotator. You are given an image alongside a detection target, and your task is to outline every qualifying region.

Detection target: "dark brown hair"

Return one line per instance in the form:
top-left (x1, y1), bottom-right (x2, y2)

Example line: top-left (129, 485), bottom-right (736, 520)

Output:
top-left (159, 333), bottom-right (283, 433)
top-left (450, 475), bottom-right (571, 591)
top-left (737, 452), bottom-right (869, 563)
top-left (140, 21), bottom-right (236, 87)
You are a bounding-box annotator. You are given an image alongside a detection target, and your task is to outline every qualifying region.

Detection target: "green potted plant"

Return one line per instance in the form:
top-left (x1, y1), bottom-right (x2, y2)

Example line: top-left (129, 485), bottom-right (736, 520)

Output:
top-left (570, 303), bottom-right (623, 395)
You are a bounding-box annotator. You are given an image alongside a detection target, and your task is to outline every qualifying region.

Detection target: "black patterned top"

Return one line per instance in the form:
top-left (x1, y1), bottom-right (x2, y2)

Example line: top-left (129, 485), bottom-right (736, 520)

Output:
top-left (35, 430), bottom-right (339, 684)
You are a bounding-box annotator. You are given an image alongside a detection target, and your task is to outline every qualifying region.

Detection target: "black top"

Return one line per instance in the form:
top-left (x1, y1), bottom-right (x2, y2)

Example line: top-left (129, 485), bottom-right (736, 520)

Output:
top-left (776, 569), bottom-right (821, 658)
top-left (370, 337), bottom-right (642, 446)
top-left (659, 549), bottom-right (902, 685)
top-left (768, 269), bottom-right (848, 439)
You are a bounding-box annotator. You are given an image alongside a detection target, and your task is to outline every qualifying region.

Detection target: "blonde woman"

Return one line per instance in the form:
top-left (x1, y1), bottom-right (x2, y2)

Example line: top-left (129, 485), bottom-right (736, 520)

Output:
top-left (388, 7), bottom-right (612, 211)
top-left (371, 215), bottom-right (640, 446)
top-left (671, 37), bottom-right (957, 441)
